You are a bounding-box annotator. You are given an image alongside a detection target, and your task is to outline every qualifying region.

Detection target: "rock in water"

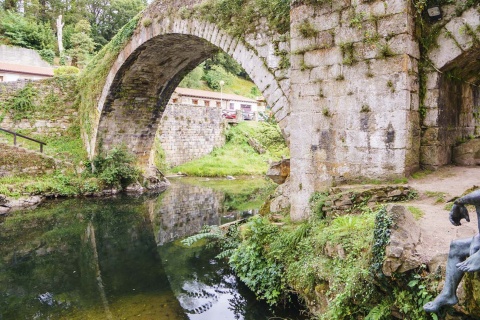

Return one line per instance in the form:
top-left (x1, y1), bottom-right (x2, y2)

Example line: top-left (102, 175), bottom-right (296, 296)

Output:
top-left (266, 159), bottom-right (290, 184)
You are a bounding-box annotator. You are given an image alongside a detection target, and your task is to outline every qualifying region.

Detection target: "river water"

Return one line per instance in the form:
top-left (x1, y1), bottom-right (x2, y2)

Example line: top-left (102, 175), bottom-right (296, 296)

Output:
top-left (0, 177), bottom-right (305, 320)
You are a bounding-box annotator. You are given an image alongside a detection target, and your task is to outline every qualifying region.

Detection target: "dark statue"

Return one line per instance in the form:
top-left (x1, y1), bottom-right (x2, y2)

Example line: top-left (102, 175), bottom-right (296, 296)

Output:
top-left (424, 189), bottom-right (480, 313)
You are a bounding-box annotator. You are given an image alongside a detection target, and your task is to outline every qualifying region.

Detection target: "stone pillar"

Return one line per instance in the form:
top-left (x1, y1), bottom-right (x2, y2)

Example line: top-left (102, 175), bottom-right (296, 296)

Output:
top-left (289, 0), bottom-right (420, 220)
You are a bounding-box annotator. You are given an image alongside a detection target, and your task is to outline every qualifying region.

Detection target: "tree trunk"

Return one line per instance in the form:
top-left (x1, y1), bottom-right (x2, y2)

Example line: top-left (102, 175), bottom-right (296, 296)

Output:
top-left (57, 15), bottom-right (64, 56)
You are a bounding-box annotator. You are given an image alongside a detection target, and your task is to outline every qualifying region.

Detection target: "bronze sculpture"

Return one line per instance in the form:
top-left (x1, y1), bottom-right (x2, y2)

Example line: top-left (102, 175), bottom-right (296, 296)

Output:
top-left (424, 189), bottom-right (480, 313)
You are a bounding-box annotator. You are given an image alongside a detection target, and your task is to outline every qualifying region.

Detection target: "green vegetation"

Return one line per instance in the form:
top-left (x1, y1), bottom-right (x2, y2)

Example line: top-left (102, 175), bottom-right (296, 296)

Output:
top-left (170, 121), bottom-right (289, 177)
top-left (408, 206), bottom-right (425, 220)
top-left (67, 20), bottom-right (96, 68)
top-left (0, 171), bottom-right (100, 198)
top-left (0, 0), bottom-right (146, 59)
top-left (53, 66), bottom-right (80, 76)
top-left (184, 203), bottom-right (440, 319)
top-left (191, 0), bottom-right (290, 37)
top-left (77, 16), bottom-right (140, 142)
top-left (0, 84), bottom-right (37, 121)
top-left (0, 143), bottom-right (140, 198)
top-left (298, 19), bottom-right (318, 38)
top-left (180, 52), bottom-right (260, 98)
top-left (0, 10), bottom-right (55, 52)
top-left (84, 146), bottom-right (141, 189)
top-left (425, 191), bottom-right (446, 204)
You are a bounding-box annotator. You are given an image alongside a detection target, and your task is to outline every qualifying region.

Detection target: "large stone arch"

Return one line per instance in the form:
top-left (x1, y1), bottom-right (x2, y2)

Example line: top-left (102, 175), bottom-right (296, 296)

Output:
top-left (421, 7), bottom-right (480, 169)
top-left (91, 6), bottom-right (290, 171)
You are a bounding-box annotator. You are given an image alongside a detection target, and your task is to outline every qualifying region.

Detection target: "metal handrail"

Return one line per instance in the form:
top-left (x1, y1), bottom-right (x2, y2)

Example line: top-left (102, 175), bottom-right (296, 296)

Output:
top-left (0, 127), bottom-right (47, 153)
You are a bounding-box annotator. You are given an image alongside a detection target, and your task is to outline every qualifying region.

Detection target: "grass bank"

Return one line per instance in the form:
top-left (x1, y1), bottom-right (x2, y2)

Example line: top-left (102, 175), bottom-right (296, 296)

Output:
top-left (185, 202), bottom-right (440, 319)
top-left (170, 121), bottom-right (289, 177)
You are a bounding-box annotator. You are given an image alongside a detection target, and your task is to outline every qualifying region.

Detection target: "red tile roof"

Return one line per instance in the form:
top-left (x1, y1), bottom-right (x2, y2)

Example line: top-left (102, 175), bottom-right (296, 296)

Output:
top-left (0, 62), bottom-right (54, 77)
top-left (175, 87), bottom-right (257, 103)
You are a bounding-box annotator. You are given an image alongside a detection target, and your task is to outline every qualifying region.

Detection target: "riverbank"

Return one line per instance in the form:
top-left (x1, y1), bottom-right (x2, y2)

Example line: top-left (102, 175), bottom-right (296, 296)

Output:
top-left (186, 166), bottom-right (480, 319)
top-left (0, 178), bottom-right (302, 319)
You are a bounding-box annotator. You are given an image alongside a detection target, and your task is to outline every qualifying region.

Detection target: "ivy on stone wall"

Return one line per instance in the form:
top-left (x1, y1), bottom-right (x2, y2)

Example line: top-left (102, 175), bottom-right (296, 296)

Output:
top-left (76, 15), bottom-right (140, 144)
top-left (190, 0), bottom-right (290, 37)
top-left (1, 84), bottom-right (37, 122)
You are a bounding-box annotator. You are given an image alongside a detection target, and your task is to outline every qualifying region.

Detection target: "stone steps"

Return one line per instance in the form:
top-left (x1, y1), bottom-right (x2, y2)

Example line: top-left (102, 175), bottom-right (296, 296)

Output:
top-left (0, 142), bottom-right (73, 173)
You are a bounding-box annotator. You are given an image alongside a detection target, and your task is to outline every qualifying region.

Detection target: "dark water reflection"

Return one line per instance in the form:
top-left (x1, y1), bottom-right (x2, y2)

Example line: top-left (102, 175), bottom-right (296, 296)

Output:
top-left (0, 177), bottom-right (305, 320)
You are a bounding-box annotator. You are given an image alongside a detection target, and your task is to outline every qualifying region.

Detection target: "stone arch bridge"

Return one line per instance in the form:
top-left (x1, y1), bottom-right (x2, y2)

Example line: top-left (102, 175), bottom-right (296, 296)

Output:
top-left (85, 0), bottom-right (480, 220)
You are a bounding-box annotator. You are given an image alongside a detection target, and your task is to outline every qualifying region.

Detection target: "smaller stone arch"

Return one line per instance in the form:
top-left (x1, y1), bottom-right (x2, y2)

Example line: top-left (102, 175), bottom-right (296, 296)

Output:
top-left (421, 6), bottom-right (480, 169)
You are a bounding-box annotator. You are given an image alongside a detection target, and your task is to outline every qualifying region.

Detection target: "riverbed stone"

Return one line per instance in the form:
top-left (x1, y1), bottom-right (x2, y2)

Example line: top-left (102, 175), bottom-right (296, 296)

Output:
top-left (266, 158), bottom-right (290, 185)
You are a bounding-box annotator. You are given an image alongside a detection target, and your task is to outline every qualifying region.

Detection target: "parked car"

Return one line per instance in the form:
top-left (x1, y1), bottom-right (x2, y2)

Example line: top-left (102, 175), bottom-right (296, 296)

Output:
top-left (257, 111), bottom-right (268, 121)
top-left (243, 112), bottom-right (254, 120)
top-left (222, 110), bottom-right (236, 119)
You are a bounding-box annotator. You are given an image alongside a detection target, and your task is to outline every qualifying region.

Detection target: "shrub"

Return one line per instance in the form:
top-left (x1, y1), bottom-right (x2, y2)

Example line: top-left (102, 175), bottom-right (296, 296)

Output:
top-left (38, 49), bottom-right (55, 65)
top-left (54, 66), bottom-right (80, 76)
top-left (84, 146), bottom-right (140, 189)
top-left (203, 65), bottom-right (232, 90)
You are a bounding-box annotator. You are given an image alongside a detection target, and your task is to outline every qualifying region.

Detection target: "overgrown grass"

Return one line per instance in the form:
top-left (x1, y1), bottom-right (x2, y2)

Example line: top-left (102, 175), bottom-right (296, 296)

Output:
top-left (180, 63), bottom-right (261, 98)
top-left (184, 204), bottom-right (439, 319)
top-left (0, 171), bottom-right (100, 198)
top-left (408, 206), bottom-right (425, 220)
top-left (170, 121), bottom-right (289, 177)
top-left (0, 124), bottom-right (87, 166)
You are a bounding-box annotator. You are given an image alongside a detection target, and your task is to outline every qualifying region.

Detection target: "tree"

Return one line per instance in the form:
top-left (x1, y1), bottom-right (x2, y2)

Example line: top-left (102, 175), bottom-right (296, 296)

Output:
top-left (90, 0), bottom-right (146, 47)
top-left (0, 10), bottom-right (55, 50)
top-left (68, 19), bottom-right (95, 68)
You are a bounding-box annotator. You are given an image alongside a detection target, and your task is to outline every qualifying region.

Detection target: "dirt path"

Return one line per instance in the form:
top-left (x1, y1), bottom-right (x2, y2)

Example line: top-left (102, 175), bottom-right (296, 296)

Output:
top-left (407, 166), bottom-right (480, 264)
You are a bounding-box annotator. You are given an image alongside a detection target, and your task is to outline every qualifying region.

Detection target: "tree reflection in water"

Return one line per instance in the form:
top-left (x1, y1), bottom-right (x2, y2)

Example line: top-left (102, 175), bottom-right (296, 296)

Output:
top-left (0, 178), bottom-right (303, 320)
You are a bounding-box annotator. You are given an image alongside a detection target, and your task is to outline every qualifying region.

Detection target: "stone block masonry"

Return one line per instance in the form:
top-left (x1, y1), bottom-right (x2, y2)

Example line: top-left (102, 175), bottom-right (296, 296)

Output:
top-left (0, 78), bottom-right (78, 136)
top-left (289, 0), bottom-right (421, 220)
top-left (156, 103), bottom-right (226, 167)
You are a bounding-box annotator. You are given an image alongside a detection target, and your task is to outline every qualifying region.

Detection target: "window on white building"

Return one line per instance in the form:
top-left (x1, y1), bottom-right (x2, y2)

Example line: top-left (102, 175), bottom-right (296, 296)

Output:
top-left (229, 103), bottom-right (234, 110)
top-left (241, 104), bottom-right (252, 111)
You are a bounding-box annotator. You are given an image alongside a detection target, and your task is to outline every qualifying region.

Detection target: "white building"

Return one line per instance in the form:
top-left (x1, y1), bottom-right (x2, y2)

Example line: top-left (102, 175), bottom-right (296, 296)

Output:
top-left (0, 45), bottom-right (54, 82)
top-left (171, 87), bottom-right (265, 113)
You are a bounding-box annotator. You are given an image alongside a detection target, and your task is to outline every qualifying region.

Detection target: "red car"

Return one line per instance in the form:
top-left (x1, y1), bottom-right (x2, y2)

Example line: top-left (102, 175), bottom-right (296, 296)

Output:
top-left (222, 110), bottom-right (236, 119)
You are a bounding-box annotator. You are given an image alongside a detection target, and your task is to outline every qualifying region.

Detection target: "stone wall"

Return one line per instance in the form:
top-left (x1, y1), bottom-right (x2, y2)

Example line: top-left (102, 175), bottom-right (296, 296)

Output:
top-left (0, 45), bottom-right (51, 67)
top-left (422, 6), bottom-right (480, 169)
top-left (0, 78), bottom-right (78, 136)
top-left (155, 103), bottom-right (226, 168)
top-left (152, 181), bottom-right (224, 245)
top-left (0, 143), bottom-right (57, 178)
top-left (289, 0), bottom-right (420, 220)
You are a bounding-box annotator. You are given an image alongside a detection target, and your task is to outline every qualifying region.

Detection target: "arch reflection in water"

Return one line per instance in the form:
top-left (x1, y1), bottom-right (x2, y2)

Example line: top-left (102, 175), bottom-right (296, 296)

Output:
top-left (0, 177), bottom-right (303, 319)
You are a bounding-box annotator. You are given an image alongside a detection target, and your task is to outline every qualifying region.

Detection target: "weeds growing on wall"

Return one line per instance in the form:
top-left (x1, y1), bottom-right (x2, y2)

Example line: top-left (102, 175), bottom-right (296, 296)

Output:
top-left (1, 84), bottom-right (37, 121)
top-left (193, 0), bottom-right (290, 37)
top-left (76, 15), bottom-right (140, 144)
